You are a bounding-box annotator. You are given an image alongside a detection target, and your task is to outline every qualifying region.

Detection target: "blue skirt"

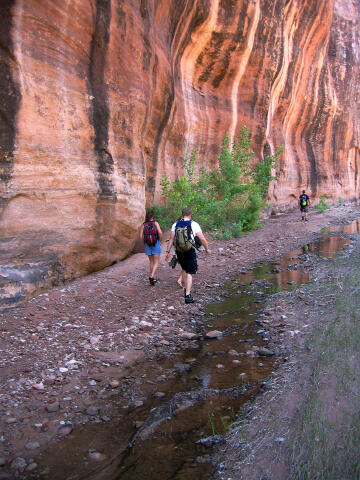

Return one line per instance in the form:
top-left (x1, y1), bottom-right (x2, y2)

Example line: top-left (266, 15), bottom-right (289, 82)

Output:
top-left (144, 239), bottom-right (162, 256)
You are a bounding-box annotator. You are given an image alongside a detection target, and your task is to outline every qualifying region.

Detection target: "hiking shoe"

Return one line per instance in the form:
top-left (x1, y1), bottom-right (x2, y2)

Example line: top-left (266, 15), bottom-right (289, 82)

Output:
top-left (185, 294), bottom-right (194, 304)
top-left (183, 288), bottom-right (186, 298)
top-left (149, 277), bottom-right (155, 285)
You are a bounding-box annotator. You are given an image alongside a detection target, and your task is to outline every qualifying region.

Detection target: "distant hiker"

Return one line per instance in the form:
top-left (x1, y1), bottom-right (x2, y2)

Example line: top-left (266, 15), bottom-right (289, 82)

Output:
top-left (165, 207), bottom-right (210, 304)
top-left (140, 211), bottom-right (162, 285)
top-left (299, 190), bottom-right (310, 221)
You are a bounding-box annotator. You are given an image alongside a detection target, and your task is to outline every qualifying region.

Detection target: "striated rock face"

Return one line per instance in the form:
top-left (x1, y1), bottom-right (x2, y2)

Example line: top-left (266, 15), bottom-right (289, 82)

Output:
top-left (0, 0), bottom-right (359, 307)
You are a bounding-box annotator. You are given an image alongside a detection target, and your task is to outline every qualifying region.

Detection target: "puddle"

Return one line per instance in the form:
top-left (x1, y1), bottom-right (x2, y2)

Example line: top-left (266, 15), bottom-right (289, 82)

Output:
top-left (41, 234), bottom-right (354, 480)
top-left (320, 217), bottom-right (360, 235)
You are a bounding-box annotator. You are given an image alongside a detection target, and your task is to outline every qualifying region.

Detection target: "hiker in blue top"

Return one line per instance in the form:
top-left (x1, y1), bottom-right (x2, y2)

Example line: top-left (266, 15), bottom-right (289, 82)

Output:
top-left (165, 207), bottom-right (210, 304)
top-left (140, 211), bottom-right (163, 285)
top-left (299, 190), bottom-right (310, 221)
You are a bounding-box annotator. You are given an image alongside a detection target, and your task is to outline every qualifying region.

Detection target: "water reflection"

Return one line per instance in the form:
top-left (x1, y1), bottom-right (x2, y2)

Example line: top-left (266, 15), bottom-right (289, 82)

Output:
top-left (320, 218), bottom-right (360, 235)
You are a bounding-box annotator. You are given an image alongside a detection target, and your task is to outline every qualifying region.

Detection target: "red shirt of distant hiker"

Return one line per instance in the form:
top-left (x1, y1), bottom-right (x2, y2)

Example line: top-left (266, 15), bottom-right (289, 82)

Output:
top-left (165, 207), bottom-right (210, 304)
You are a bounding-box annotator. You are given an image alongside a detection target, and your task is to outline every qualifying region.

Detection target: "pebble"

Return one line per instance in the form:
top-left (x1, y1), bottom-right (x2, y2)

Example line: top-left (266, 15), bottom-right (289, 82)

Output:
top-left (46, 403), bottom-right (60, 413)
top-left (257, 348), bottom-right (275, 357)
top-left (10, 457), bottom-right (26, 471)
top-left (134, 400), bottom-right (144, 408)
top-left (25, 441), bottom-right (40, 450)
top-left (86, 406), bottom-right (100, 416)
top-left (88, 451), bottom-right (106, 461)
top-left (26, 462), bottom-right (38, 472)
top-left (109, 379), bottom-right (120, 388)
top-left (154, 392), bottom-right (165, 398)
top-left (206, 330), bottom-right (222, 339)
top-left (58, 424), bottom-right (73, 436)
top-left (32, 382), bottom-right (45, 391)
top-left (5, 418), bottom-right (16, 424)
top-left (228, 349), bottom-right (239, 356)
top-left (0, 457), bottom-right (6, 466)
top-left (179, 332), bottom-right (197, 340)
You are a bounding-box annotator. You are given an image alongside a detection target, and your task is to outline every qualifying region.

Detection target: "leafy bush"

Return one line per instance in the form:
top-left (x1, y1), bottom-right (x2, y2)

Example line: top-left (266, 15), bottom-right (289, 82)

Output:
top-left (315, 195), bottom-right (331, 212)
top-left (152, 126), bottom-right (283, 237)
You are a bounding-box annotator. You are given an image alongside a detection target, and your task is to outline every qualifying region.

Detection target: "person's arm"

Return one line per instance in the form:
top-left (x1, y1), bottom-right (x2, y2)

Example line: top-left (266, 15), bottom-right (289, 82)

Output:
top-left (165, 231), bottom-right (175, 261)
top-left (139, 224), bottom-right (144, 240)
top-left (155, 221), bottom-right (163, 241)
top-left (196, 232), bottom-right (210, 254)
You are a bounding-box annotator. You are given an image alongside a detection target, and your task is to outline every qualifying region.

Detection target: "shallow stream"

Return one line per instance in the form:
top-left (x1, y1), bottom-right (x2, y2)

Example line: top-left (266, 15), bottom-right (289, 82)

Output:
top-left (41, 221), bottom-right (359, 480)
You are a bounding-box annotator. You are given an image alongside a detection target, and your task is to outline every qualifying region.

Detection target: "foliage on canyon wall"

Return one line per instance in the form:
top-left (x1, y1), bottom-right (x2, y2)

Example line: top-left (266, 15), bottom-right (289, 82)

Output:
top-left (153, 127), bottom-right (282, 238)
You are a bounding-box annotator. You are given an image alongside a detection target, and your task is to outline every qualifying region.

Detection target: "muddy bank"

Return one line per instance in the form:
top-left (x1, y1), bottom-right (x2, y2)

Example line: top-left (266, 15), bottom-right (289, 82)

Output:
top-left (0, 204), bottom-right (360, 479)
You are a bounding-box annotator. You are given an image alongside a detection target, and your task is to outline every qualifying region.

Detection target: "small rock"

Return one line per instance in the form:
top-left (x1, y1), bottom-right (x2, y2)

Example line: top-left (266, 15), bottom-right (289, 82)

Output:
top-left (58, 423), bottom-right (73, 436)
top-left (0, 457), bottom-right (6, 466)
top-left (25, 441), bottom-right (40, 450)
top-left (216, 364), bottom-right (224, 369)
top-left (86, 406), bottom-right (100, 416)
top-left (134, 421), bottom-right (144, 429)
top-left (228, 349), bottom-right (239, 357)
top-left (179, 332), bottom-right (197, 340)
top-left (134, 400), bottom-right (144, 408)
top-left (109, 379), bottom-right (120, 388)
top-left (257, 348), bottom-right (275, 357)
top-left (154, 392), bottom-right (165, 398)
top-left (32, 382), bottom-right (45, 391)
top-left (26, 463), bottom-right (38, 472)
top-left (26, 404), bottom-right (39, 412)
top-left (10, 457), bottom-right (27, 472)
top-left (45, 403), bottom-right (60, 413)
top-left (5, 417), bottom-right (16, 424)
top-left (206, 330), bottom-right (222, 339)
top-left (140, 320), bottom-right (153, 328)
top-left (88, 451), bottom-right (106, 461)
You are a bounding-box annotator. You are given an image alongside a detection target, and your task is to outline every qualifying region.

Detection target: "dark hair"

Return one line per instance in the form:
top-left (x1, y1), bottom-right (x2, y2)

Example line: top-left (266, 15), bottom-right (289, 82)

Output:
top-left (302, 190), bottom-right (306, 194)
top-left (145, 211), bottom-right (154, 222)
top-left (182, 207), bottom-right (192, 217)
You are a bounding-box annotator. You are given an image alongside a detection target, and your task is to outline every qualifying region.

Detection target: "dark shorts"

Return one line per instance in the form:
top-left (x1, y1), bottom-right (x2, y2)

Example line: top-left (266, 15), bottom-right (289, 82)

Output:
top-left (300, 206), bottom-right (309, 212)
top-left (176, 248), bottom-right (198, 274)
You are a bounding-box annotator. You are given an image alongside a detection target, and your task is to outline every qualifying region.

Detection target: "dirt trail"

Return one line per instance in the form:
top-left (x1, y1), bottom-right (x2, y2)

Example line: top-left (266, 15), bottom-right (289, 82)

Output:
top-left (0, 204), bottom-right (359, 478)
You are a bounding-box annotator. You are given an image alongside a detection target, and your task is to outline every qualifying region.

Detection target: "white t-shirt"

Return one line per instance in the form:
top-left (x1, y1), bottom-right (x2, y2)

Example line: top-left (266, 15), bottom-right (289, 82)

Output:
top-left (171, 219), bottom-right (202, 236)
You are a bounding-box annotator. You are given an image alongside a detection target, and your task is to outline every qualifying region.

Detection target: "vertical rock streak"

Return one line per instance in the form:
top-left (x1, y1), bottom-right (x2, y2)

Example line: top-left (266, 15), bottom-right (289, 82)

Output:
top-left (0, 0), bottom-right (21, 193)
top-left (180, 0), bottom-right (220, 154)
top-left (229, 0), bottom-right (260, 147)
top-left (88, 0), bottom-right (115, 200)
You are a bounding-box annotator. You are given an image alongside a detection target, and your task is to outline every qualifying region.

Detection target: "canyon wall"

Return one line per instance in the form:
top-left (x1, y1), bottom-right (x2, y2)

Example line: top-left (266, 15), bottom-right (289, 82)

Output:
top-left (0, 0), bottom-right (359, 307)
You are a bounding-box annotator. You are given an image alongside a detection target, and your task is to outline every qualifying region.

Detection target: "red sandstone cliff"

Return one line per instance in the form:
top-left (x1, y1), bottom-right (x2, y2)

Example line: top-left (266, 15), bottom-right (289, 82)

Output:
top-left (0, 0), bottom-right (359, 306)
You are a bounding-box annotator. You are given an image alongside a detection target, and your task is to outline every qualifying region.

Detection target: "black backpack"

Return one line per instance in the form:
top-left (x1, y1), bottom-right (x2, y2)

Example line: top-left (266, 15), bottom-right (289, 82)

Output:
top-left (300, 194), bottom-right (308, 207)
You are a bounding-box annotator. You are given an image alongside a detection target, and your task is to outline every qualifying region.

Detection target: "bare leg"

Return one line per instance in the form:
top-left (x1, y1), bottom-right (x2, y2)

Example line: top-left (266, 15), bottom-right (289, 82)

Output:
top-left (177, 273), bottom-right (183, 288)
top-left (148, 255), bottom-right (154, 277)
top-left (185, 273), bottom-right (193, 296)
top-left (150, 254), bottom-right (160, 279)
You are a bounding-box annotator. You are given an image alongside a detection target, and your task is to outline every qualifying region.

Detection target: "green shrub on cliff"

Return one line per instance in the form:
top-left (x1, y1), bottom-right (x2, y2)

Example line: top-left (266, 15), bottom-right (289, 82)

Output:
top-left (152, 126), bottom-right (282, 237)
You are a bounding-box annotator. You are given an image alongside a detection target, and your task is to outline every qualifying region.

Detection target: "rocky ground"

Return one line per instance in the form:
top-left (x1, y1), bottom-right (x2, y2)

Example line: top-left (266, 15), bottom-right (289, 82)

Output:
top-left (1, 203), bottom-right (360, 479)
